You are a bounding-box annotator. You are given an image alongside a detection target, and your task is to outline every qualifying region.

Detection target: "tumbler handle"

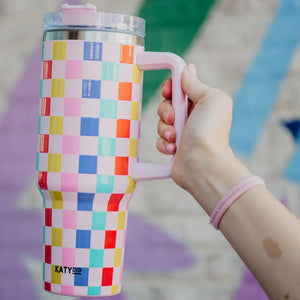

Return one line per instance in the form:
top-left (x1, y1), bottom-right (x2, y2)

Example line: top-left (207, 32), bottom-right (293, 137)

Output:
top-left (131, 52), bottom-right (188, 181)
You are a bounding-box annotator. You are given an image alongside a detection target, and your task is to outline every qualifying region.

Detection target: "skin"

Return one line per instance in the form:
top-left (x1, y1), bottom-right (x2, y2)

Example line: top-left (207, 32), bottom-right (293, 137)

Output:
top-left (156, 64), bottom-right (300, 299)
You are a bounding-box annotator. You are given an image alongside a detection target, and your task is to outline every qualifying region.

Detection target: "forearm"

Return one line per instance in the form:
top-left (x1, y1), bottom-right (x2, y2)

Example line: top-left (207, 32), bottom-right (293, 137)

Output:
top-left (190, 154), bottom-right (300, 299)
top-left (220, 186), bottom-right (300, 299)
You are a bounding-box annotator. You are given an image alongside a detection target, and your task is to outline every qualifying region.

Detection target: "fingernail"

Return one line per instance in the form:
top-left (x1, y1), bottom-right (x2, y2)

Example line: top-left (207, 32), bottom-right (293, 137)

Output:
top-left (165, 131), bottom-right (171, 141)
top-left (166, 143), bottom-right (175, 153)
top-left (187, 64), bottom-right (197, 76)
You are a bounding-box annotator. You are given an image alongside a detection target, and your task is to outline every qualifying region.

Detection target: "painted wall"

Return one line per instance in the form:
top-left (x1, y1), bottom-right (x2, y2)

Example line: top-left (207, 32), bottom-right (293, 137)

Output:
top-left (1, 0), bottom-right (300, 299)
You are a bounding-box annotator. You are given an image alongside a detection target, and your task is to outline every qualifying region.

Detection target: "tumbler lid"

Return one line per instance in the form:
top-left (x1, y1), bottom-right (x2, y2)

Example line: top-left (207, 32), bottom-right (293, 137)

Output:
top-left (43, 3), bottom-right (145, 38)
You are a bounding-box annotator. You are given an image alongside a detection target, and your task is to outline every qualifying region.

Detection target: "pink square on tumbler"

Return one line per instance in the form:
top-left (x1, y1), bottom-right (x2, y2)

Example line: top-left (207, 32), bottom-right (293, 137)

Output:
top-left (64, 98), bottom-right (81, 116)
top-left (62, 247), bottom-right (76, 266)
top-left (63, 210), bottom-right (77, 229)
top-left (61, 173), bottom-right (78, 192)
top-left (63, 135), bottom-right (80, 154)
top-left (66, 60), bottom-right (83, 79)
top-left (61, 285), bottom-right (75, 295)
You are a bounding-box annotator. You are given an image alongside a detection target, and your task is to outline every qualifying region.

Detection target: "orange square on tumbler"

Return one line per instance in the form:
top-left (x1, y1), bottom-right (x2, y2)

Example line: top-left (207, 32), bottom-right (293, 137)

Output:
top-left (115, 157), bottom-right (129, 175)
top-left (120, 45), bottom-right (134, 64)
top-left (116, 119), bottom-right (130, 138)
top-left (118, 82), bottom-right (132, 101)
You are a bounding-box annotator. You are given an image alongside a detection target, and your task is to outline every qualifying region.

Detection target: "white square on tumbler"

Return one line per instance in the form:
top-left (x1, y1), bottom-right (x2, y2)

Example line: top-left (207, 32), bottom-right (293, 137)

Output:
top-left (101, 286), bottom-right (112, 296)
top-left (62, 228), bottom-right (76, 248)
top-left (44, 263), bottom-right (51, 282)
top-left (52, 209), bottom-right (63, 228)
top-left (65, 79), bottom-right (82, 98)
top-left (76, 211), bottom-right (92, 230)
top-left (44, 226), bottom-right (52, 245)
top-left (80, 136), bottom-right (99, 155)
top-left (113, 176), bottom-right (128, 194)
top-left (117, 101), bottom-right (131, 119)
top-left (93, 194), bottom-right (111, 210)
top-left (115, 230), bottom-right (125, 248)
top-left (99, 119), bottom-right (117, 137)
top-left (40, 116), bottom-right (50, 135)
top-left (119, 63), bottom-right (133, 83)
top-left (132, 83), bottom-right (142, 102)
top-left (42, 79), bottom-right (52, 97)
top-left (90, 230), bottom-right (105, 249)
top-left (66, 40), bottom-right (84, 60)
top-left (74, 286), bottom-right (88, 296)
top-left (61, 155), bottom-right (79, 174)
top-left (63, 117), bottom-right (81, 136)
top-left (113, 266), bottom-right (121, 285)
top-left (43, 41), bottom-right (53, 60)
top-left (101, 81), bottom-right (118, 100)
top-left (103, 249), bottom-right (115, 267)
top-left (88, 267), bottom-right (102, 286)
top-left (61, 192), bottom-right (77, 210)
top-left (130, 120), bottom-right (140, 139)
top-left (48, 135), bottom-right (63, 153)
top-left (50, 98), bottom-right (65, 116)
top-left (78, 174), bottom-right (97, 193)
top-left (61, 272), bottom-right (75, 286)
top-left (75, 249), bottom-right (90, 267)
top-left (47, 172), bottom-right (61, 191)
top-left (102, 42), bottom-right (120, 62)
top-left (81, 99), bottom-right (100, 117)
top-left (97, 156), bottom-right (115, 175)
top-left (105, 212), bottom-right (118, 230)
top-left (52, 60), bottom-right (66, 79)
top-left (83, 60), bottom-right (102, 80)
top-left (38, 153), bottom-right (48, 172)
top-left (51, 246), bottom-right (63, 265)
top-left (115, 138), bottom-right (129, 156)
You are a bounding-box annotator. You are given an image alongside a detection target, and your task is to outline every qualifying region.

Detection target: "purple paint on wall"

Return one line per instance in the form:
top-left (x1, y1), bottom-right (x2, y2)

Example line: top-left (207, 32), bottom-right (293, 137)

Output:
top-left (0, 45), bottom-right (195, 300)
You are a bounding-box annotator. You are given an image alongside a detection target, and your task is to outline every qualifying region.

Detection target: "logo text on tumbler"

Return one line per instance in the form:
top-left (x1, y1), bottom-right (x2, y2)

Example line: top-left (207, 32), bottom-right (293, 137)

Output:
top-left (54, 265), bottom-right (82, 275)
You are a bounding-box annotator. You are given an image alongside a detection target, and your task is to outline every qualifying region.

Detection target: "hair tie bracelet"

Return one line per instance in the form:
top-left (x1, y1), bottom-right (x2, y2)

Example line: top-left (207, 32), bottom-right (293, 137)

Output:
top-left (210, 175), bottom-right (265, 230)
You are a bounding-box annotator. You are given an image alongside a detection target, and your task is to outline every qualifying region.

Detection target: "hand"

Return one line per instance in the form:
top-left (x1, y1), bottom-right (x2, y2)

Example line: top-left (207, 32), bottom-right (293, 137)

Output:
top-left (157, 64), bottom-right (251, 214)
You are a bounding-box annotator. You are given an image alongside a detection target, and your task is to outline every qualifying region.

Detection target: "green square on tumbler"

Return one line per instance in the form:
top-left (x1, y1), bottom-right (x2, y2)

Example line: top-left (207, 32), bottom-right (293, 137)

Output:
top-left (89, 249), bottom-right (104, 268)
top-left (92, 211), bottom-right (107, 230)
top-left (102, 61), bottom-right (119, 81)
top-left (88, 286), bottom-right (101, 296)
top-left (100, 99), bottom-right (118, 118)
top-left (99, 137), bottom-right (116, 156)
top-left (96, 175), bottom-right (114, 193)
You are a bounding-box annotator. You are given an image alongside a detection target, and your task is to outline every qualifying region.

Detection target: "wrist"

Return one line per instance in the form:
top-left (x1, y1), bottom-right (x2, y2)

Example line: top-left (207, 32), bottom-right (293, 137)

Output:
top-left (186, 148), bottom-right (252, 215)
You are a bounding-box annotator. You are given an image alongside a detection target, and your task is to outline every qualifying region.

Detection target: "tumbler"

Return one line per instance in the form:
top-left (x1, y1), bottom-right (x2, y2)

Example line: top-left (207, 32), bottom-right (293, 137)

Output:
top-left (37, 3), bottom-right (187, 297)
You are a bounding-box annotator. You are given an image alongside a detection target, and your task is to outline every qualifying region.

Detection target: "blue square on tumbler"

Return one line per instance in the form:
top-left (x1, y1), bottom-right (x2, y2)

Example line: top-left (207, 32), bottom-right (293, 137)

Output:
top-left (81, 117), bottom-right (99, 136)
top-left (79, 155), bottom-right (97, 174)
top-left (74, 267), bottom-right (89, 286)
top-left (84, 42), bottom-right (102, 61)
top-left (76, 230), bottom-right (91, 248)
top-left (77, 193), bottom-right (94, 211)
top-left (82, 79), bottom-right (101, 98)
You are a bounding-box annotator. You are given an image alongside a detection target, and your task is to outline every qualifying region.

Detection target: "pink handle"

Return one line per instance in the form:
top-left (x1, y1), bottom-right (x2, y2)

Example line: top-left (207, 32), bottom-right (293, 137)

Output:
top-left (131, 52), bottom-right (188, 181)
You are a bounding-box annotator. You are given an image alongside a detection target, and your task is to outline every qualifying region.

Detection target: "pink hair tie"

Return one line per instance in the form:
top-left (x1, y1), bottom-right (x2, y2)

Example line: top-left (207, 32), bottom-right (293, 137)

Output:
top-left (210, 175), bottom-right (265, 229)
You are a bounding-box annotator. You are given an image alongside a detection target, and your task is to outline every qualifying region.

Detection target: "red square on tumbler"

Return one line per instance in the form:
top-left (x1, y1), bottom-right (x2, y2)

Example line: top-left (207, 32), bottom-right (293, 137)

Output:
top-left (104, 231), bottom-right (117, 249)
top-left (45, 208), bottom-right (52, 227)
top-left (43, 60), bottom-right (52, 79)
top-left (107, 194), bottom-right (124, 211)
top-left (40, 134), bottom-right (49, 153)
top-left (41, 97), bottom-right (51, 116)
top-left (45, 245), bottom-right (52, 264)
top-left (44, 282), bottom-right (51, 291)
top-left (102, 268), bottom-right (113, 286)
top-left (38, 171), bottom-right (48, 190)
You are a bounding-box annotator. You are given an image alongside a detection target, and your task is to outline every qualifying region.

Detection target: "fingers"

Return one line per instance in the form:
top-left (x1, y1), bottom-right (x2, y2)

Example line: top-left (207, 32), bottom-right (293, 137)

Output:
top-left (157, 99), bottom-right (175, 125)
top-left (157, 120), bottom-right (177, 143)
top-left (161, 78), bottom-right (172, 100)
top-left (181, 64), bottom-right (211, 104)
top-left (156, 137), bottom-right (176, 155)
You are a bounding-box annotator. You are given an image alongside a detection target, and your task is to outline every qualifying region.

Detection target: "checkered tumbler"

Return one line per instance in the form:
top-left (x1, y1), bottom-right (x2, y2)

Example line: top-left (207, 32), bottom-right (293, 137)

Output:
top-left (43, 191), bottom-right (131, 296)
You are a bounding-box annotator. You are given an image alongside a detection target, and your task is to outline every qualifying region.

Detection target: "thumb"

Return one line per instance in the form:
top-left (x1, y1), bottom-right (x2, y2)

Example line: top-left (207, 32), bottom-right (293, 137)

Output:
top-left (182, 64), bottom-right (211, 103)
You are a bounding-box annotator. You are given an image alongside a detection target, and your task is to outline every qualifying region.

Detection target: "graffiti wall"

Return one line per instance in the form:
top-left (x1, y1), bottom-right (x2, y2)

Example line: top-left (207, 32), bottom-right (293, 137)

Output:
top-left (1, 0), bottom-right (300, 299)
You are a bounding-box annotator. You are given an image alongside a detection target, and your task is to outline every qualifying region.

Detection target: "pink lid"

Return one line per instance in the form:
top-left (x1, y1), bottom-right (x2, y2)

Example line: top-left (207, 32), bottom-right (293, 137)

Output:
top-left (61, 3), bottom-right (96, 26)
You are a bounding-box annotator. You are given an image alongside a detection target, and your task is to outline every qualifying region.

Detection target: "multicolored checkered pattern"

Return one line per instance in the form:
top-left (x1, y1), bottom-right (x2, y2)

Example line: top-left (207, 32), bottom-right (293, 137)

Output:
top-left (37, 40), bottom-right (144, 296)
